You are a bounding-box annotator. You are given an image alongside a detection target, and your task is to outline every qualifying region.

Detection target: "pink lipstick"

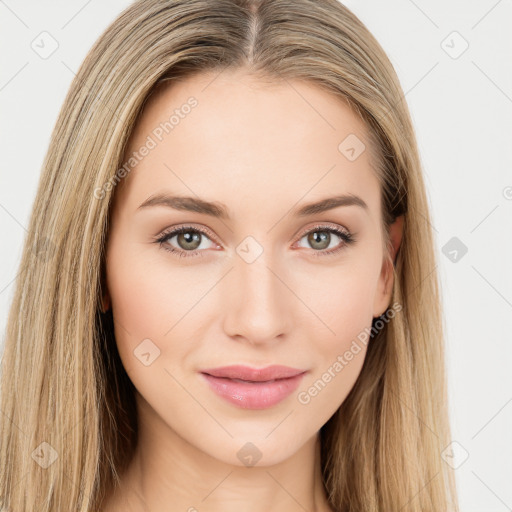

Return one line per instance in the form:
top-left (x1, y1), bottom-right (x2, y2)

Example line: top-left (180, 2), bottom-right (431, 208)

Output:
top-left (200, 364), bottom-right (307, 409)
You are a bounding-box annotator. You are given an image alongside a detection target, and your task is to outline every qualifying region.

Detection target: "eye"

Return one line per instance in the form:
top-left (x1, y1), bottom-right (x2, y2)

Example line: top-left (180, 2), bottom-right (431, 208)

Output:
top-left (154, 223), bottom-right (356, 260)
top-left (154, 225), bottom-right (218, 258)
top-left (294, 223), bottom-right (355, 257)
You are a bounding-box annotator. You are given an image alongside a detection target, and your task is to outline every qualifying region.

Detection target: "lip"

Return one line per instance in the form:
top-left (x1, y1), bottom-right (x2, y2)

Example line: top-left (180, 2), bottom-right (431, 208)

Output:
top-left (201, 364), bottom-right (306, 381)
top-left (200, 365), bottom-right (307, 410)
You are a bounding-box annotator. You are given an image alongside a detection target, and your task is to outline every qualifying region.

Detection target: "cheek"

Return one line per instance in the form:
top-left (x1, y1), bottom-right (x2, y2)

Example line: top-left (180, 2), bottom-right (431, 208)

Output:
top-left (308, 258), bottom-right (379, 343)
top-left (105, 242), bottom-right (194, 374)
top-left (295, 261), bottom-right (378, 411)
top-left (108, 233), bottom-right (208, 326)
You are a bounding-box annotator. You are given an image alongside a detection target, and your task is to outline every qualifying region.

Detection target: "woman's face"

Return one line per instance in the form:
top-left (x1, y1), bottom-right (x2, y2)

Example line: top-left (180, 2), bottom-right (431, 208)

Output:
top-left (105, 68), bottom-right (397, 467)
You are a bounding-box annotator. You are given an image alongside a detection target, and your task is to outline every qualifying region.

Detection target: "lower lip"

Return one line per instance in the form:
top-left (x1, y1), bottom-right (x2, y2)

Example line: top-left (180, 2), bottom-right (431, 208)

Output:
top-left (200, 372), bottom-right (306, 410)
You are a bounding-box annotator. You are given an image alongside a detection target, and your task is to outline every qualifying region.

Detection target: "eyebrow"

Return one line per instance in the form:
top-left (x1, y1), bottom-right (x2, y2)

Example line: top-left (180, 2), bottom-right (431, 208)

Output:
top-left (136, 192), bottom-right (368, 219)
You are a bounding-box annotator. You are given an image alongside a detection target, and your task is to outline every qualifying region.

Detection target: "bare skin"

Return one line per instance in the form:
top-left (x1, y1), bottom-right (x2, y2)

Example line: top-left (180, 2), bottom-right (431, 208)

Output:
top-left (100, 67), bottom-right (403, 512)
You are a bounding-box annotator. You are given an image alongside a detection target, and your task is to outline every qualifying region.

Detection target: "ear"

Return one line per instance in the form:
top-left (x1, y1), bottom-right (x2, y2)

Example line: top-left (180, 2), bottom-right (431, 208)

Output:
top-left (372, 215), bottom-right (404, 318)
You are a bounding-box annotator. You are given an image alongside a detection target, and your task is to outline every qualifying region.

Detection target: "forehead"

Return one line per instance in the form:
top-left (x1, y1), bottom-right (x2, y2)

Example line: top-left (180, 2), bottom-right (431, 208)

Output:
top-left (114, 69), bottom-right (381, 218)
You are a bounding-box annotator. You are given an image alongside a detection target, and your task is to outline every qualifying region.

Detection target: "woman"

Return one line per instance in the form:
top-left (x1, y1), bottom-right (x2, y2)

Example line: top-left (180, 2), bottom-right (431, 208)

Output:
top-left (0, 0), bottom-right (459, 511)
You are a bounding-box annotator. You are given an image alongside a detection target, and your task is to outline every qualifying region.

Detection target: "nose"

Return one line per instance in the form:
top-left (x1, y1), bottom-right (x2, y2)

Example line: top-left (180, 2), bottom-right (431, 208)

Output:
top-left (222, 251), bottom-right (293, 346)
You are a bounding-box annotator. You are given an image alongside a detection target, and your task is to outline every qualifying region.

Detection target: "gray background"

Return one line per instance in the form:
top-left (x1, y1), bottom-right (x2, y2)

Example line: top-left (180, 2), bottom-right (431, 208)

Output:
top-left (1, 1), bottom-right (511, 510)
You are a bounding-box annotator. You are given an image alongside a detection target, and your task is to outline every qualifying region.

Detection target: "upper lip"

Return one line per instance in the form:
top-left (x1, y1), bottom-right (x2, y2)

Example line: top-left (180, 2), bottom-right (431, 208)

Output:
top-left (201, 365), bottom-right (306, 382)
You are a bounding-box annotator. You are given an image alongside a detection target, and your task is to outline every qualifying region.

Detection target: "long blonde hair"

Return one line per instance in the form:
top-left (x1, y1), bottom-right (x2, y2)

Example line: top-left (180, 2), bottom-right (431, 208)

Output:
top-left (0, 0), bottom-right (459, 510)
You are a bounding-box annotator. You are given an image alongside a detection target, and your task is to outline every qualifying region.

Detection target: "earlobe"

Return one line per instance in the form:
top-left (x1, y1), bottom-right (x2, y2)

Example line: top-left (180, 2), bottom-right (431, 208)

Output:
top-left (373, 215), bottom-right (404, 318)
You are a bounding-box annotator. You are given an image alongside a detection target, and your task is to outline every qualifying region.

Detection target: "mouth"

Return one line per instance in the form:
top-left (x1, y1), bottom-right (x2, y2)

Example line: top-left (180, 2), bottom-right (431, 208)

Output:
top-left (200, 364), bottom-right (306, 382)
top-left (199, 365), bottom-right (307, 409)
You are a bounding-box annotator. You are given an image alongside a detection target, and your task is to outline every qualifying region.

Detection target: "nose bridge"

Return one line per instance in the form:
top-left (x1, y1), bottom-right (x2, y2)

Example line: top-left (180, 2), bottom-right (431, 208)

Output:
top-left (222, 243), bottom-right (292, 343)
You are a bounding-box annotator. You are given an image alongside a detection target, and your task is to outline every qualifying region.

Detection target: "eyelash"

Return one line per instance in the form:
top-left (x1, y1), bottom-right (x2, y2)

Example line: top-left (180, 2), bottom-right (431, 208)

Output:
top-left (153, 223), bottom-right (355, 259)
